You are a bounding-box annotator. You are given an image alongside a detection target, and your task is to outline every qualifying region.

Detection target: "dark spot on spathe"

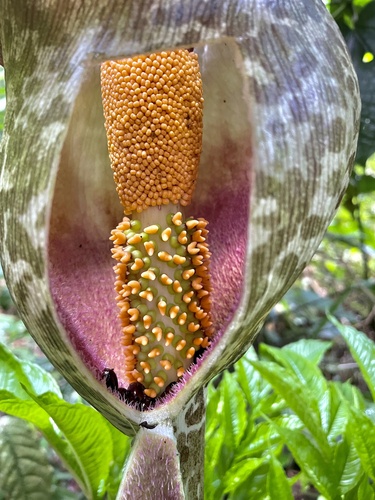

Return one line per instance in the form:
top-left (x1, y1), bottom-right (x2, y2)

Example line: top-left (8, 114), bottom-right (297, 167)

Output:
top-left (140, 421), bottom-right (158, 429)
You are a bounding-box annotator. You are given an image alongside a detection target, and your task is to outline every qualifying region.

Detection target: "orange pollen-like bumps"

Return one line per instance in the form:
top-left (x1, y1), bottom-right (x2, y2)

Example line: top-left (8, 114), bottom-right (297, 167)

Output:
top-left (101, 49), bottom-right (212, 400)
top-left (101, 50), bottom-right (203, 215)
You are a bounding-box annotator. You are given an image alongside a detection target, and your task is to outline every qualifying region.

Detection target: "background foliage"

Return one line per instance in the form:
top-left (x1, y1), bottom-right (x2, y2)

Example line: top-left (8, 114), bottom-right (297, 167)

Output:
top-left (1, 1), bottom-right (375, 498)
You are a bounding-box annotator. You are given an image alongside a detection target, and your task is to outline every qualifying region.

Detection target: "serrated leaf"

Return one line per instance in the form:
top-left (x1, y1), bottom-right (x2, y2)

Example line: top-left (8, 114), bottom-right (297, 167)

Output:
top-left (205, 426), bottom-right (226, 500)
top-left (343, 472), bottom-right (374, 500)
top-left (270, 424), bottom-right (336, 499)
top-left (206, 381), bottom-right (233, 500)
top-left (103, 420), bottom-right (130, 498)
top-left (0, 390), bottom-right (87, 483)
top-left (321, 383), bottom-right (350, 443)
top-left (28, 391), bottom-right (113, 500)
top-left (348, 406), bottom-right (375, 481)
top-left (236, 421), bottom-right (281, 459)
top-left (267, 454), bottom-right (293, 500)
top-left (0, 341), bottom-right (61, 398)
top-left (0, 341), bottom-right (121, 498)
top-left (221, 371), bottom-right (248, 449)
top-left (256, 390), bottom-right (287, 419)
top-left (0, 391), bottom-right (87, 495)
top-left (223, 458), bottom-right (265, 494)
top-left (236, 351), bottom-right (272, 410)
top-left (250, 360), bottom-right (330, 457)
top-left (227, 460), bottom-right (269, 499)
top-left (366, 405), bottom-right (375, 424)
top-left (0, 344), bottom-right (88, 493)
top-left (333, 432), bottom-right (363, 495)
top-left (238, 348), bottom-right (287, 420)
top-left (206, 382), bottom-right (221, 439)
top-left (334, 381), bottom-right (366, 412)
top-left (329, 316), bottom-right (375, 402)
top-left (259, 344), bottom-right (328, 400)
top-left (358, 474), bottom-right (375, 499)
top-left (106, 420), bottom-right (130, 467)
top-left (282, 339), bottom-right (332, 365)
top-left (0, 416), bottom-right (53, 499)
top-left (236, 415), bottom-right (302, 461)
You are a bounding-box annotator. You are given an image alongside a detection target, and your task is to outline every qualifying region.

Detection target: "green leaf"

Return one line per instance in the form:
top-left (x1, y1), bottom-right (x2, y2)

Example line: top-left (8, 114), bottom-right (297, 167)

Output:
top-left (0, 341), bottom-right (61, 398)
top-left (357, 173), bottom-right (375, 193)
top-left (235, 415), bottom-right (302, 462)
top-left (28, 391), bottom-right (113, 500)
top-left (0, 343), bottom-right (90, 493)
top-left (329, 316), bottom-right (375, 401)
top-left (282, 339), bottom-right (332, 365)
top-left (0, 390), bottom-right (86, 493)
top-left (206, 381), bottom-right (227, 492)
top-left (343, 473), bottom-right (375, 500)
top-left (270, 424), bottom-right (336, 499)
top-left (334, 381), bottom-right (367, 412)
top-left (223, 457), bottom-right (265, 494)
top-left (333, 433), bottom-right (363, 495)
top-left (103, 421), bottom-right (130, 498)
top-left (348, 406), bottom-right (375, 481)
top-left (358, 474), bottom-right (375, 499)
top-left (267, 454), bottom-right (293, 500)
top-left (205, 426), bottom-right (226, 500)
top-left (321, 383), bottom-right (350, 443)
top-left (236, 348), bottom-right (272, 410)
top-left (255, 391), bottom-right (287, 420)
top-left (259, 344), bottom-right (328, 400)
top-left (237, 348), bottom-right (288, 421)
top-left (0, 342), bottom-right (117, 498)
top-left (206, 382), bottom-right (221, 439)
top-left (235, 421), bottom-right (281, 459)
top-left (221, 371), bottom-right (248, 449)
top-left (250, 360), bottom-right (330, 457)
top-left (230, 461), bottom-right (269, 500)
top-left (0, 415), bottom-right (54, 499)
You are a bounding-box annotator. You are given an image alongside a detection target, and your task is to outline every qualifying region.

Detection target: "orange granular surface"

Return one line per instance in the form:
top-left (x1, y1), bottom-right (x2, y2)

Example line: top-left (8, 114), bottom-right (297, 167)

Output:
top-left (101, 50), bottom-right (203, 214)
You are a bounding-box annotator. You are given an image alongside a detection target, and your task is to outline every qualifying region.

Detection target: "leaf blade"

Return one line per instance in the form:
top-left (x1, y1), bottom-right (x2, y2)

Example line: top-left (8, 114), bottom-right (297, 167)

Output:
top-left (250, 359), bottom-right (330, 456)
top-left (0, 416), bottom-right (54, 499)
top-left (267, 454), bottom-right (293, 500)
top-left (330, 316), bottom-right (375, 402)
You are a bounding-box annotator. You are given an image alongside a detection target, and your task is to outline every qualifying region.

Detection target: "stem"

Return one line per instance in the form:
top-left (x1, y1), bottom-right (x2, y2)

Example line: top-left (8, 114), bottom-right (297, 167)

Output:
top-left (116, 421), bottom-right (184, 500)
top-left (174, 387), bottom-right (206, 500)
top-left (116, 388), bottom-right (206, 499)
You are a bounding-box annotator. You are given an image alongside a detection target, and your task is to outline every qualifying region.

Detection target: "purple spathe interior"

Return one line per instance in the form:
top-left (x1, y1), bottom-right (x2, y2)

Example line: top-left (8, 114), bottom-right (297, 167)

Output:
top-left (48, 40), bottom-right (251, 397)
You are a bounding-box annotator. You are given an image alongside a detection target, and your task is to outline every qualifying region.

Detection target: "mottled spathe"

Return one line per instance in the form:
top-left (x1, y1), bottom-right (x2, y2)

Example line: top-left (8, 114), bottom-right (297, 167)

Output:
top-left (0, 1), bottom-right (360, 498)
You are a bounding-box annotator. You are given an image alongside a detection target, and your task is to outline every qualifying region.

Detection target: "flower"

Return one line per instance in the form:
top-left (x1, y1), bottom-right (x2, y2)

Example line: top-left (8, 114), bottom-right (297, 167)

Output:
top-left (0, 1), bottom-right (360, 496)
top-left (100, 51), bottom-right (213, 402)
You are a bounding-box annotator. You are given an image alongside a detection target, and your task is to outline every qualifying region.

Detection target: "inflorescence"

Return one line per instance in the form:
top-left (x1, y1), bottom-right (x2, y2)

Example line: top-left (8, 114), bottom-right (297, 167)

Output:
top-left (101, 49), bottom-right (211, 401)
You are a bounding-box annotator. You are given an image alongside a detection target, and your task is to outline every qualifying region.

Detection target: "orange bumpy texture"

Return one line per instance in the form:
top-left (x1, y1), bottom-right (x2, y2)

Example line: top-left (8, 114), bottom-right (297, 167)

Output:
top-left (110, 213), bottom-right (213, 398)
top-left (101, 50), bottom-right (203, 214)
